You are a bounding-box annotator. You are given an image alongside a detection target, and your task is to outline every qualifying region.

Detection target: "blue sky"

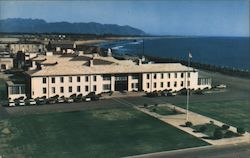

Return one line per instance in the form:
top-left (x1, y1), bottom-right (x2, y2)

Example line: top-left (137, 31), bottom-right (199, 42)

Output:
top-left (0, 0), bottom-right (249, 36)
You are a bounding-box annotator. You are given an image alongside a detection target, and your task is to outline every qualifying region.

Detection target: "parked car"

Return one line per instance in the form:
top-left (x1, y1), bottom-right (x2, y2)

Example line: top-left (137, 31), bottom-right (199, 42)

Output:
top-left (75, 94), bottom-right (83, 102)
top-left (57, 96), bottom-right (66, 103)
top-left (47, 98), bottom-right (57, 104)
top-left (65, 97), bottom-right (74, 103)
top-left (29, 99), bottom-right (36, 105)
top-left (86, 92), bottom-right (100, 101)
top-left (8, 101), bottom-right (16, 107)
top-left (35, 98), bottom-right (47, 105)
top-left (216, 84), bottom-right (227, 88)
top-left (85, 97), bottom-right (91, 102)
top-left (15, 99), bottom-right (25, 106)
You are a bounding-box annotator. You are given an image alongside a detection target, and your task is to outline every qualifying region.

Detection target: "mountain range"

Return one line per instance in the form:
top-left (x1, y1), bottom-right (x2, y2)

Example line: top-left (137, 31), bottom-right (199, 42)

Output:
top-left (0, 18), bottom-right (146, 35)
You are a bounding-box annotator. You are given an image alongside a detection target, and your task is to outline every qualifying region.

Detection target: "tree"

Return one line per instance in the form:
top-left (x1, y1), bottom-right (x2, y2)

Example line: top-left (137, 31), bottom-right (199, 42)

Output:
top-left (185, 121), bottom-right (193, 127)
top-left (237, 127), bottom-right (245, 135)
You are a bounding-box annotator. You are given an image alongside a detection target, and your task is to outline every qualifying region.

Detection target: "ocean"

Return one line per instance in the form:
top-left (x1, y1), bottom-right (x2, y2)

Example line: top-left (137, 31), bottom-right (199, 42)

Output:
top-left (98, 37), bottom-right (250, 70)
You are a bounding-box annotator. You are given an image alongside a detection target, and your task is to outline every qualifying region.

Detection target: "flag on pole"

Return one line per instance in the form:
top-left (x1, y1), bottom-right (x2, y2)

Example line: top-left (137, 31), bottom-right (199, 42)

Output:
top-left (189, 52), bottom-right (192, 58)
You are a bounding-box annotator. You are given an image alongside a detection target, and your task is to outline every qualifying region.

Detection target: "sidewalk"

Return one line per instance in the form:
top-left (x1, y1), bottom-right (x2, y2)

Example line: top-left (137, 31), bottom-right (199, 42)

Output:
top-left (135, 104), bottom-right (250, 145)
top-left (101, 91), bottom-right (145, 99)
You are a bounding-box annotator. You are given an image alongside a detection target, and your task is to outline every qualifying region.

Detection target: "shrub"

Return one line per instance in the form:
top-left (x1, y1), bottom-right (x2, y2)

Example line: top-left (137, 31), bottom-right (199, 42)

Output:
top-left (152, 108), bottom-right (157, 112)
top-left (224, 131), bottom-right (235, 138)
top-left (185, 121), bottom-right (193, 127)
top-left (213, 129), bottom-right (223, 139)
top-left (237, 127), bottom-right (245, 134)
top-left (210, 120), bottom-right (214, 125)
top-left (199, 126), bottom-right (207, 132)
top-left (143, 103), bottom-right (148, 108)
top-left (222, 124), bottom-right (230, 130)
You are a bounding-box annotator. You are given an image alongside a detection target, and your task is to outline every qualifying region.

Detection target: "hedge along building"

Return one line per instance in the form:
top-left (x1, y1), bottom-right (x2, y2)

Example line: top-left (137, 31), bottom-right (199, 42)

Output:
top-left (8, 52), bottom-right (211, 100)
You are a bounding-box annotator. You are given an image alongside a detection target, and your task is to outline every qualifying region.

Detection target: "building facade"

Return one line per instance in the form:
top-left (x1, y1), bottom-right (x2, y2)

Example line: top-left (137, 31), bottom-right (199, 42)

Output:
top-left (9, 42), bottom-right (45, 53)
top-left (19, 53), bottom-right (211, 99)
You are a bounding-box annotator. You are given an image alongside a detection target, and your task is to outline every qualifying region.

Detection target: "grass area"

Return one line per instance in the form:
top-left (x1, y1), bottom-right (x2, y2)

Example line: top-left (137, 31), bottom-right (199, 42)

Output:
top-left (0, 107), bottom-right (208, 158)
top-left (147, 106), bottom-right (183, 116)
top-left (177, 100), bottom-right (250, 131)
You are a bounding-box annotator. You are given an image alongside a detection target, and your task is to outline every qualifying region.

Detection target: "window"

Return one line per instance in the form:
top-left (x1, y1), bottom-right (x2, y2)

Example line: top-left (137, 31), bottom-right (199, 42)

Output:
top-left (69, 77), bottom-right (72, 83)
top-left (42, 78), bottom-right (46, 84)
top-left (115, 76), bottom-right (127, 81)
top-left (161, 82), bottom-right (164, 88)
top-left (147, 74), bottom-right (150, 79)
top-left (167, 82), bottom-right (170, 87)
top-left (77, 86), bottom-right (81, 92)
top-left (77, 76), bottom-right (81, 82)
top-left (187, 81), bottom-right (190, 87)
top-left (52, 87), bottom-right (55, 94)
top-left (188, 72), bottom-right (191, 78)
top-left (181, 73), bottom-right (184, 78)
top-left (103, 75), bottom-right (111, 81)
top-left (85, 86), bottom-right (89, 92)
top-left (51, 77), bottom-right (55, 83)
top-left (174, 81), bottom-right (177, 87)
top-left (85, 76), bottom-right (89, 82)
top-left (10, 86), bottom-right (19, 94)
top-left (103, 84), bottom-right (111, 90)
top-left (60, 77), bottom-right (64, 83)
top-left (161, 73), bottom-right (164, 79)
top-left (154, 82), bottom-right (157, 88)
top-left (168, 73), bottom-right (171, 78)
top-left (60, 87), bottom-right (64, 93)
top-left (147, 83), bottom-right (150, 88)
top-left (135, 83), bottom-right (138, 88)
top-left (181, 81), bottom-right (184, 87)
top-left (175, 73), bottom-right (177, 78)
top-left (93, 85), bottom-right (97, 91)
top-left (132, 74), bottom-right (139, 80)
top-left (153, 74), bottom-right (157, 79)
top-left (69, 86), bottom-right (72, 92)
top-left (93, 76), bottom-right (97, 81)
top-left (43, 87), bottom-right (46, 94)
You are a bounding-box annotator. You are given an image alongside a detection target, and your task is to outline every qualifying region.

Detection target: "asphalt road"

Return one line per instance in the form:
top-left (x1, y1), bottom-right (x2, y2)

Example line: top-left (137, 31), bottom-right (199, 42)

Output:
top-left (127, 143), bottom-right (250, 158)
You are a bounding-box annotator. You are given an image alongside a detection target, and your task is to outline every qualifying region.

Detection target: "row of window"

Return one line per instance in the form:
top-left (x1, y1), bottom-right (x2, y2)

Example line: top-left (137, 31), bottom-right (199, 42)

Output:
top-left (146, 81), bottom-right (190, 89)
top-left (43, 85), bottom-right (97, 94)
top-left (146, 72), bottom-right (190, 80)
top-left (42, 76), bottom-right (97, 84)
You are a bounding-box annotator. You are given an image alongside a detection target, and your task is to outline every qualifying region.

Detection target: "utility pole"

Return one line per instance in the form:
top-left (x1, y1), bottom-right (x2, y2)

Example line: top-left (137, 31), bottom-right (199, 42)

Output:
top-left (186, 52), bottom-right (192, 121)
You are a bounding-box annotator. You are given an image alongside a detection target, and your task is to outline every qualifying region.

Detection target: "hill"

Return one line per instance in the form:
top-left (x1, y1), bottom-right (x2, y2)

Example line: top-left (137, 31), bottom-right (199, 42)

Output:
top-left (0, 18), bottom-right (146, 36)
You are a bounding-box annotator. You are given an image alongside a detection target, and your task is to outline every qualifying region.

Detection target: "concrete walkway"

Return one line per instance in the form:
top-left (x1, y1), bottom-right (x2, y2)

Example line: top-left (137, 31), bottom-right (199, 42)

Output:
top-left (135, 104), bottom-right (250, 145)
top-left (101, 91), bottom-right (145, 99)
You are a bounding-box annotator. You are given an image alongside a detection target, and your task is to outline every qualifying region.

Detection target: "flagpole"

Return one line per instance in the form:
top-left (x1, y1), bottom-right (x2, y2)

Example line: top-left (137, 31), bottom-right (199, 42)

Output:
top-left (186, 53), bottom-right (191, 121)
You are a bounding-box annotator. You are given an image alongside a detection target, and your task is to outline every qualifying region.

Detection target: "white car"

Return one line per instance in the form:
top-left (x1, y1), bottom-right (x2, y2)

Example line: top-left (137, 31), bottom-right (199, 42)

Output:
top-left (8, 101), bottom-right (16, 107)
top-left (29, 99), bottom-right (37, 105)
top-left (58, 98), bottom-right (65, 103)
top-left (66, 98), bottom-right (74, 103)
top-left (216, 84), bottom-right (227, 88)
top-left (19, 100), bottom-right (25, 106)
top-left (85, 97), bottom-right (91, 102)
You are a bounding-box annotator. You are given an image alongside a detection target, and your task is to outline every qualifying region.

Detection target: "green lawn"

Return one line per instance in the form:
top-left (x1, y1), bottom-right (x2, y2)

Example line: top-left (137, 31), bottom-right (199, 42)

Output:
top-left (0, 107), bottom-right (207, 158)
top-left (177, 100), bottom-right (250, 131)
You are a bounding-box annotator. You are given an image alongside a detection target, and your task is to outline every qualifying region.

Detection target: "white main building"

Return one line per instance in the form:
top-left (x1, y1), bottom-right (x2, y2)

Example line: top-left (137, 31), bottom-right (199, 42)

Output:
top-left (7, 52), bottom-right (211, 100)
